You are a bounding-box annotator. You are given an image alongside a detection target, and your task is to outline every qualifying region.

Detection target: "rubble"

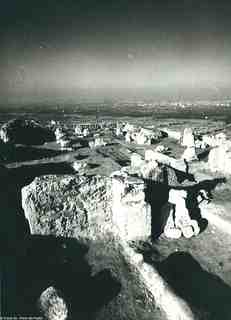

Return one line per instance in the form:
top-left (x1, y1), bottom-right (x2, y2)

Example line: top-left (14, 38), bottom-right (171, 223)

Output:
top-left (89, 135), bottom-right (106, 149)
top-left (139, 160), bottom-right (159, 180)
top-left (71, 161), bottom-right (87, 173)
top-left (155, 145), bottom-right (169, 154)
top-left (163, 189), bottom-right (200, 239)
top-left (38, 286), bottom-right (68, 320)
top-left (181, 146), bottom-right (198, 162)
top-left (195, 139), bottom-right (208, 149)
top-left (208, 141), bottom-right (231, 175)
top-left (0, 118), bottom-right (55, 145)
top-left (122, 122), bottom-right (135, 134)
top-left (181, 128), bottom-right (195, 147)
top-left (130, 153), bottom-right (144, 168)
top-left (145, 149), bottom-right (156, 162)
top-left (83, 128), bottom-right (89, 137)
top-left (75, 122), bottom-right (101, 134)
top-left (125, 132), bottom-right (132, 143)
top-left (145, 150), bottom-right (187, 173)
top-left (130, 150), bottom-right (181, 185)
top-left (59, 138), bottom-right (72, 149)
top-left (115, 122), bottom-right (123, 136)
top-left (134, 128), bottom-right (152, 145)
top-left (161, 128), bottom-right (182, 141)
top-left (111, 173), bottom-right (151, 240)
top-left (122, 123), bottom-right (163, 145)
top-left (74, 125), bottom-right (82, 135)
top-left (179, 128), bottom-right (199, 162)
top-left (202, 132), bottom-right (227, 147)
top-left (55, 128), bottom-right (66, 141)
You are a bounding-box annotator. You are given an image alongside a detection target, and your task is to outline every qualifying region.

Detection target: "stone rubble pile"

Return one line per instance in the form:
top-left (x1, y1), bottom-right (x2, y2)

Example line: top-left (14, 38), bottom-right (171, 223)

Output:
top-left (181, 128), bottom-right (198, 162)
top-left (208, 140), bottom-right (231, 175)
top-left (181, 128), bottom-right (195, 147)
top-left (71, 161), bottom-right (87, 173)
top-left (122, 123), bottom-right (163, 145)
top-left (38, 286), bottom-right (68, 320)
top-left (155, 145), bottom-right (170, 154)
top-left (130, 150), bottom-right (181, 186)
top-left (202, 132), bottom-right (226, 147)
top-left (89, 134), bottom-right (106, 149)
top-left (162, 189), bottom-right (200, 239)
top-left (55, 127), bottom-right (73, 149)
top-left (181, 146), bottom-right (198, 162)
top-left (160, 128), bottom-right (182, 141)
top-left (110, 172), bottom-right (151, 240)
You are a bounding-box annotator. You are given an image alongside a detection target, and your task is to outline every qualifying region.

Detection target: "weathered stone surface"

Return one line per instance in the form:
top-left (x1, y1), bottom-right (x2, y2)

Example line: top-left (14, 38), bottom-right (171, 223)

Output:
top-left (163, 189), bottom-right (200, 239)
top-left (111, 173), bottom-right (151, 240)
top-left (135, 130), bottom-right (151, 145)
top-left (139, 160), bottom-right (159, 180)
top-left (37, 286), bottom-right (68, 320)
top-left (145, 151), bottom-right (187, 172)
top-left (55, 127), bottom-right (66, 141)
top-left (125, 132), bottom-right (132, 143)
top-left (130, 153), bottom-right (180, 186)
top-left (145, 149), bottom-right (156, 162)
top-left (181, 128), bottom-right (195, 147)
top-left (202, 132), bottom-right (227, 148)
top-left (165, 166), bottom-right (180, 186)
top-left (208, 142), bottom-right (231, 175)
top-left (155, 145), bottom-right (169, 154)
top-left (0, 118), bottom-right (55, 145)
top-left (122, 124), bottom-right (163, 145)
top-left (71, 161), bottom-right (87, 173)
top-left (161, 128), bottom-right (182, 141)
top-left (89, 135), bottom-right (106, 149)
top-left (21, 174), bottom-right (112, 240)
top-left (22, 172), bottom-right (152, 242)
top-left (181, 147), bottom-right (198, 162)
top-left (131, 153), bottom-right (144, 168)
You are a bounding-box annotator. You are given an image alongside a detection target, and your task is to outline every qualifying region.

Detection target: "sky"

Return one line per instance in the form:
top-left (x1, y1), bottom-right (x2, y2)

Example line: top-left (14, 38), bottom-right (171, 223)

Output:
top-left (1, 0), bottom-right (231, 103)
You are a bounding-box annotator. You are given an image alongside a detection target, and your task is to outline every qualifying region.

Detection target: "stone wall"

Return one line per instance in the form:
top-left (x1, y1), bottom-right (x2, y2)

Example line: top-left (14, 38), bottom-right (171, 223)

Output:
top-left (208, 142), bottom-right (231, 175)
top-left (21, 175), bottom-right (113, 241)
top-left (22, 173), bottom-right (151, 242)
top-left (111, 174), bottom-right (151, 241)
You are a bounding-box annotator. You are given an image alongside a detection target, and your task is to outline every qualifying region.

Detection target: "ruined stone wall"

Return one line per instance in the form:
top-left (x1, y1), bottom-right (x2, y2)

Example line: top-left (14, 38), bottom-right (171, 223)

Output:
top-left (161, 128), bottom-right (182, 141)
top-left (22, 173), bottom-right (151, 242)
top-left (111, 175), bottom-right (151, 241)
top-left (208, 142), bottom-right (231, 175)
top-left (181, 128), bottom-right (195, 147)
top-left (21, 175), bottom-right (113, 241)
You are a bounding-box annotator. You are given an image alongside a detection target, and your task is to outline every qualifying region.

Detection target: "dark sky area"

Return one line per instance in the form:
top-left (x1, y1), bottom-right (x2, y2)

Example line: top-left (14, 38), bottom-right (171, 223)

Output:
top-left (1, 0), bottom-right (231, 103)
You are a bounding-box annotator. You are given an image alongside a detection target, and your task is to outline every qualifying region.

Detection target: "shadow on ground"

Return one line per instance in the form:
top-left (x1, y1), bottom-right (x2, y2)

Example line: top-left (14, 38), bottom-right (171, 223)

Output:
top-left (197, 147), bottom-right (212, 161)
top-left (156, 251), bottom-right (231, 320)
top-left (74, 154), bottom-right (89, 160)
top-left (186, 177), bottom-right (226, 232)
top-left (0, 162), bottom-right (77, 253)
top-left (144, 180), bottom-right (169, 238)
top-left (3, 145), bottom-right (66, 163)
top-left (11, 236), bottom-right (121, 319)
top-left (144, 177), bottom-right (225, 239)
top-left (1, 236), bottom-right (121, 318)
top-left (0, 162), bottom-right (121, 317)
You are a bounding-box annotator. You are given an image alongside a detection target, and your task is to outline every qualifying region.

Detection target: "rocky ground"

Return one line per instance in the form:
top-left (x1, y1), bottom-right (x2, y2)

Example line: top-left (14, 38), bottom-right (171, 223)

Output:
top-left (1, 114), bottom-right (231, 319)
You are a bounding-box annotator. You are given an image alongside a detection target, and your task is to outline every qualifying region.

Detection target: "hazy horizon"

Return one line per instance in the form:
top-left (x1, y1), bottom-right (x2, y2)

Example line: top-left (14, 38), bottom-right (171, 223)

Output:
top-left (1, 0), bottom-right (231, 104)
